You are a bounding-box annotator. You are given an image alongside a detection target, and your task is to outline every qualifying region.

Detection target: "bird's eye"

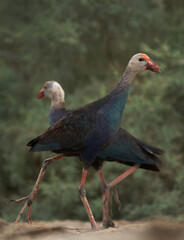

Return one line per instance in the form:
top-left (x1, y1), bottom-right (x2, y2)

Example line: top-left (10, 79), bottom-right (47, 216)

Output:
top-left (138, 58), bottom-right (144, 62)
top-left (44, 86), bottom-right (47, 89)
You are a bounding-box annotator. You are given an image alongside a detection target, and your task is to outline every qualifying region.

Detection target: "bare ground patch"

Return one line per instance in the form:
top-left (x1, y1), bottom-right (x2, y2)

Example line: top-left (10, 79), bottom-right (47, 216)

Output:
top-left (1, 219), bottom-right (184, 240)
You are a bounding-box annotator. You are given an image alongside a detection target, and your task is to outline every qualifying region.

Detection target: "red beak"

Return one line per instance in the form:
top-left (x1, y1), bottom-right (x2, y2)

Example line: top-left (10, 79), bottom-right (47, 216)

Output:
top-left (146, 59), bottom-right (160, 73)
top-left (37, 88), bottom-right (45, 99)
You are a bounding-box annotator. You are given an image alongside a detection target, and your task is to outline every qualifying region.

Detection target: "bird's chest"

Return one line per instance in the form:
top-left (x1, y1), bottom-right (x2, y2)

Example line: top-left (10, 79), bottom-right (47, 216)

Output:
top-left (98, 102), bottom-right (123, 131)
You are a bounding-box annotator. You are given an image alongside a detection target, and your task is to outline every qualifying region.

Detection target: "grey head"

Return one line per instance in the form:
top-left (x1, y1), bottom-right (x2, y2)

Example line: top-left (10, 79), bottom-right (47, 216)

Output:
top-left (37, 81), bottom-right (65, 102)
top-left (128, 53), bottom-right (160, 73)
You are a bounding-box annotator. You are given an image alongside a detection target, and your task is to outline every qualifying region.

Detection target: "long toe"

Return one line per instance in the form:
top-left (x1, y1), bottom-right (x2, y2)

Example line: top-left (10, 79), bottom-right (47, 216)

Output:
top-left (112, 187), bottom-right (121, 211)
top-left (103, 218), bottom-right (115, 228)
top-left (13, 193), bottom-right (34, 223)
top-left (91, 225), bottom-right (106, 231)
top-left (10, 196), bottom-right (29, 204)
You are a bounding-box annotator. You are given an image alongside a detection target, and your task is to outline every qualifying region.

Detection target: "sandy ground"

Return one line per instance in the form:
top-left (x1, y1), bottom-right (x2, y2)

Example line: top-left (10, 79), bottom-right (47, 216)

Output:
top-left (1, 219), bottom-right (184, 240)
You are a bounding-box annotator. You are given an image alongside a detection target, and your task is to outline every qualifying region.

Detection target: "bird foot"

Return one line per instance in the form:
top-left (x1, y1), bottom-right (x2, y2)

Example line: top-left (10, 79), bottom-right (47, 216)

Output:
top-left (10, 196), bottom-right (29, 204)
top-left (103, 218), bottom-right (115, 228)
top-left (91, 225), bottom-right (106, 231)
top-left (102, 185), bottom-right (119, 228)
top-left (10, 193), bottom-right (34, 223)
top-left (111, 187), bottom-right (121, 211)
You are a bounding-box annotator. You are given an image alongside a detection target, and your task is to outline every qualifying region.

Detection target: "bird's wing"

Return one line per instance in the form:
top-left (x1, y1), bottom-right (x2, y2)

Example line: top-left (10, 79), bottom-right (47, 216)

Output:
top-left (28, 108), bottom-right (116, 170)
top-left (27, 112), bottom-right (91, 152)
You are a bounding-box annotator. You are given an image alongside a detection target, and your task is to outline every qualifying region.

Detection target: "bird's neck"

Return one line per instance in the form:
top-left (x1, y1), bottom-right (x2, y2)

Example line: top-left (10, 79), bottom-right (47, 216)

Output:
top-left (50, 92), bottom-right (65, 110)
top-left (49, 92), bottom-right (66, 126)
top-left (111, 66), bottom-right (136, 96)
top-left (107, 66), bottom-right (136, 130)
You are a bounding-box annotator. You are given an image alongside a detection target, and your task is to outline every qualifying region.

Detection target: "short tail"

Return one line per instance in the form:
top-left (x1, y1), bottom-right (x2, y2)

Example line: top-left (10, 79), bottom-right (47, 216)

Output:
top-left (136, 140), bottom-right (164, 169)
top-left (26, 136), bottom-right (41, 149)
top-left (137, 140), bottom-right (165, 156)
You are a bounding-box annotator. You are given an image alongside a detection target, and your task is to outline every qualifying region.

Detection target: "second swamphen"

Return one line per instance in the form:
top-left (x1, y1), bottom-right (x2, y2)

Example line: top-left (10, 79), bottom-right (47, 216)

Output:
top-left (14, 53), bottom-right (160, 229)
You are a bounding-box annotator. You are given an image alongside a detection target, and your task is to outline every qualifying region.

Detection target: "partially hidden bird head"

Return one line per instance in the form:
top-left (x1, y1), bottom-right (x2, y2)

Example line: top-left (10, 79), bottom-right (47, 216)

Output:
top-left (128, 53), bottom-right (160, 73)
top-left (37, 81), bottom-right (65, 101)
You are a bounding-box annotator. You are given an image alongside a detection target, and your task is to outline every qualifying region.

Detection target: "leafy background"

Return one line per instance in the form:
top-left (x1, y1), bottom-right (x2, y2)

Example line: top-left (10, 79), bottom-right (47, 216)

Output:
top-left (0, 0), bottom-right (184, 222)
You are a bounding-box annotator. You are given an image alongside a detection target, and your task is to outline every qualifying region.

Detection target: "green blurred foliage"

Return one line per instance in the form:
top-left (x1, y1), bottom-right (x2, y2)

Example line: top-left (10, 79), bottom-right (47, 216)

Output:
top-left (0, 0), bottom-right (184, 222)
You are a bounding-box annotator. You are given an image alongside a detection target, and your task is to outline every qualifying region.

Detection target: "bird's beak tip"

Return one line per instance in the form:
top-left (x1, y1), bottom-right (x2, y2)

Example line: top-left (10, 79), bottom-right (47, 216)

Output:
top-left (37, 88), bottom-right (45, 99)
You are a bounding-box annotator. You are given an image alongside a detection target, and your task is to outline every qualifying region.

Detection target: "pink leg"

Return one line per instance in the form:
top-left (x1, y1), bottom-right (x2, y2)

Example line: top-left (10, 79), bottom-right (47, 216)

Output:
top-left (12, 154), bottom-right (64, 223)
top-left (97, 170), bottom-right (114, 228)
top-left (15, 202), bottom-right (28, 223)
top-left (27, 205), bottom-right (32, 224)
top-left (109, 164), bottom-right (140, 187)
top-left (78, 170), bottom-right (101, 230)
top-left (97, 164), bottom-right (140, 228)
